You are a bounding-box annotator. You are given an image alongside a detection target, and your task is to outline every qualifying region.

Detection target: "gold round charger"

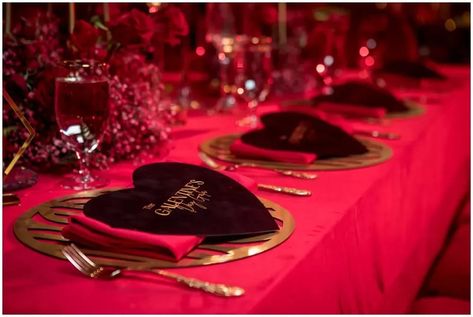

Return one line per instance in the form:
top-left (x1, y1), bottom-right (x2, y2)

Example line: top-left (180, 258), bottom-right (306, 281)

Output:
top-left (14, 188), bottom-right (295, 268)
top-left (199, 135), bottom-right (392, 171)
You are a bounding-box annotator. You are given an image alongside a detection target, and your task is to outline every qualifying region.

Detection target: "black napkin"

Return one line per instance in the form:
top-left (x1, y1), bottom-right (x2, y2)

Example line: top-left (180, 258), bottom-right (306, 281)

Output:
top-left (239, 111), bottom-right (368, 159)
top-left (310, 81), bottom-right (409, 113)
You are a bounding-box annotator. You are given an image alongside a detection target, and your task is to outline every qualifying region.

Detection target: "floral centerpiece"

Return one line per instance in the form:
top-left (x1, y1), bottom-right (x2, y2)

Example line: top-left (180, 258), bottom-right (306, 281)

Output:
top-left (3, 4), bottom-right (188, 172)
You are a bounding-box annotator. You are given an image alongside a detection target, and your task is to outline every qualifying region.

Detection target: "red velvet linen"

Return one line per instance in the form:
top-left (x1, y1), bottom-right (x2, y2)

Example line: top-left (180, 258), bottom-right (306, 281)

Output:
top-left (3, 66), bottom-right (469, 314)
top-left (425, 223), bottom-right (471, 300)
top-left (410, 296), bottom-right (470, 314)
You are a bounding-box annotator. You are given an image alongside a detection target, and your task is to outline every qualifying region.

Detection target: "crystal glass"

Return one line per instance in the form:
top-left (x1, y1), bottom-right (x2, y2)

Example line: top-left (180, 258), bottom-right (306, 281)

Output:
top-left (313, 8), bottom-right (350, 95)
top-left (206, 3), bottom-right (238, 113)
top-left (234, 36), bottom-right (273, 127)
top-left (55, 60), bottom-right (110, 190)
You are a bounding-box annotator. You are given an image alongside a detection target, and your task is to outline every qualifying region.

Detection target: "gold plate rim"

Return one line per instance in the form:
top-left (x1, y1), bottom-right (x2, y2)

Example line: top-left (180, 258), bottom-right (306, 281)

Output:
top-left (13, 188), bottom-right (295, 268)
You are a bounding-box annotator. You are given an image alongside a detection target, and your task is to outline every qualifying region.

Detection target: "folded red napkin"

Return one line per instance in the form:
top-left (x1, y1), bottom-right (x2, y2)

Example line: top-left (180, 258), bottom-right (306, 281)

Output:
top-left (316, 102), bottom-right (387, 118)
top-left (230, 139), bottom-right (317, 164)
top-left (62, 215), bottom-right (203, 261)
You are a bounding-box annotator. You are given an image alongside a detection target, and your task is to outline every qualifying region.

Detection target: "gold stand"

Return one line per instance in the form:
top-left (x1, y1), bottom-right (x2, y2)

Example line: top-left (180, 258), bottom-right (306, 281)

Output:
top-left (3, 88), bottom-right (36, 206)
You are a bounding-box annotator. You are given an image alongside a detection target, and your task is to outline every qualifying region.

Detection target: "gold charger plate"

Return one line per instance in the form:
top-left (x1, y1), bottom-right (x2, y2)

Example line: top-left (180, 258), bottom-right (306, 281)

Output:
top-left (200, 135), bottom-right (392, 171)
top-left (281, 99), bottom-right (425, 119)
top-left (14, 188), bottom-right (295, 269)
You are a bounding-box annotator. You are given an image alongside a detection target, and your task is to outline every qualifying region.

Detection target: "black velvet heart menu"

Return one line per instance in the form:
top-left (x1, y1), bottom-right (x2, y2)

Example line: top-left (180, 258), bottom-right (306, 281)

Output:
top-left (83, 162), bottom-right (279, 237)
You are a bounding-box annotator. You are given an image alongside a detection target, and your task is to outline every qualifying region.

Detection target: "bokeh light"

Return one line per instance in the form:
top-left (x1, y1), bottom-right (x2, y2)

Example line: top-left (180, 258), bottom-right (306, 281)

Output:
top-left (367, 39), bottom-right (377, 49)
top-left (359, 46), bottom-right (369, 57)
top-left (445, 18), bottom-right (457, 32)
top-left (365, 56), bottom-right (375, 67)
top-left (323, 55), bottom-right (334, 66)
top-left (195, 46), bottom-right (205, 56)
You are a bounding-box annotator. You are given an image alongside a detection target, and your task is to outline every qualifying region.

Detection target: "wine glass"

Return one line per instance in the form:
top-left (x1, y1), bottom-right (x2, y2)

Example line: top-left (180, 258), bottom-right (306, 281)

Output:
top-left (55, 60), bottom-right (110, 190)
top-left (206, 3), bottom-right (238, 113)
top-left (313, 7), bottom-right (350, 95)
top-left (234, 36), bottom-right (273, 127)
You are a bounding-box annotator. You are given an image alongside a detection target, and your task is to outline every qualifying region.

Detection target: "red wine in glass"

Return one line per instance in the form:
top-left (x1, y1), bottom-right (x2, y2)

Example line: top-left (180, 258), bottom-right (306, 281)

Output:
top-left (55, 74), bottom-right (110, 190)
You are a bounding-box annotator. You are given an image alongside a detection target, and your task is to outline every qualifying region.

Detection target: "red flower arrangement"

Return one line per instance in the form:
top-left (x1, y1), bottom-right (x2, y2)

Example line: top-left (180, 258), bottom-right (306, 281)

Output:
top-left (3, 4), bottom-right (189, 172)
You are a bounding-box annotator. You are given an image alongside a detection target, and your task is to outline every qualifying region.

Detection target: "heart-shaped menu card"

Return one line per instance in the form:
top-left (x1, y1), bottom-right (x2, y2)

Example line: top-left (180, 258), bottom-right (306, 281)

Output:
top-left (63, 162), bottom-right (279, 261)
top-left (230, 111), bottom-right (368, 163)
top-left (310, 80), bottom-right (410, 115)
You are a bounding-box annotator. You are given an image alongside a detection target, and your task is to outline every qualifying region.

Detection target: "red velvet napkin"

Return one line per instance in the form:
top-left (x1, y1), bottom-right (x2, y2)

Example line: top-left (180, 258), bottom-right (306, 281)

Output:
top-left (316, 102), bottom-right (387, 118)
top-left (61, 171), bottom-right (257, 261)
top-left (62, 215), bottom-right (203, 261)
top-left (230, 139), bottom-right (317, 164)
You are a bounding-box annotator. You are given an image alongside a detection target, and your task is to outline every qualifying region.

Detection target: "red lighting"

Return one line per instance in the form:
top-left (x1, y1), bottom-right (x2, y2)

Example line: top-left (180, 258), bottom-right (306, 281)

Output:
top-left (149, 6), bottom-right (158, 13)
top-left (359, 46), bottom-right (369, 57)
top-left (365, 56), bottom-right (375, 67)
top-left (316, 64), bottom-right (326, 74)
top-left (195, 46), bottom-right (206, 56)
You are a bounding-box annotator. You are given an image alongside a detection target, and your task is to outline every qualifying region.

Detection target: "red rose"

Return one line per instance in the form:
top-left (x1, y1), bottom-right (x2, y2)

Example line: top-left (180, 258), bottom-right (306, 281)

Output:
top-left (70, 20), bottom-right (99, 53)
top-left (152, 5), bottom-right (189, 46)
top-left (110, 9), bottom-right (156, 47)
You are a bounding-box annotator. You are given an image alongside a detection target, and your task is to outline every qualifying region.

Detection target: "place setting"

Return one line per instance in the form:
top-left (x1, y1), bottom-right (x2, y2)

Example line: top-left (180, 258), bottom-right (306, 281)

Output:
top-left (14, 161), bottom-right (296, 297)
top-left (199, 109), bottom-right (393, 172)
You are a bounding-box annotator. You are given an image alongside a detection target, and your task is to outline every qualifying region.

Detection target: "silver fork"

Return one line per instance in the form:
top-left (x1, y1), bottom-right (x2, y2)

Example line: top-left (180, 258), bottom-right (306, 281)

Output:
top-left (62, 244), bottom-right (245, 297)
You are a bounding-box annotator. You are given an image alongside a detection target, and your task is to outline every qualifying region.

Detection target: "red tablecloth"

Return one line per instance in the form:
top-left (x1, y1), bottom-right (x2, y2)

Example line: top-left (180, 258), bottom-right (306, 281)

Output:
top-left (3, 66), bottom-right (470, 314)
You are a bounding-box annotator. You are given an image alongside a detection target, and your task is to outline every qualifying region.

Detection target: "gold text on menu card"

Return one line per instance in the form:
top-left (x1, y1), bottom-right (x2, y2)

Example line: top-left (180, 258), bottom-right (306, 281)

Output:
top-left (142, 180), bottom-right (211, 216)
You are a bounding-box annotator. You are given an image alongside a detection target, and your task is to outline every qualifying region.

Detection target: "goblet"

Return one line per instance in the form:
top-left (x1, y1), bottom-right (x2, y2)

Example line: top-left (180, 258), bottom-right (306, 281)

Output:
top-left (234, 36), bottom-right (273, 127)
top-left (206, 3), bottom-right (238, 113)
top-left (54, 60), bottom-right (110, 190)
top-left (312, 7), bottom-right (350, 95)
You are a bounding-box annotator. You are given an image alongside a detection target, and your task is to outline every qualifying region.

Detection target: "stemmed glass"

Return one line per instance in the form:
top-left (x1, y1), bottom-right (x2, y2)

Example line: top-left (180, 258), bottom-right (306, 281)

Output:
top-left (206, 3), bottom-right (238, 113)
top-left (313, 8), bottom-right (350, 95)
top-left (234, 36), bottom-right (273, 127)
top-left (55, 60), bottom-right (110, 190)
